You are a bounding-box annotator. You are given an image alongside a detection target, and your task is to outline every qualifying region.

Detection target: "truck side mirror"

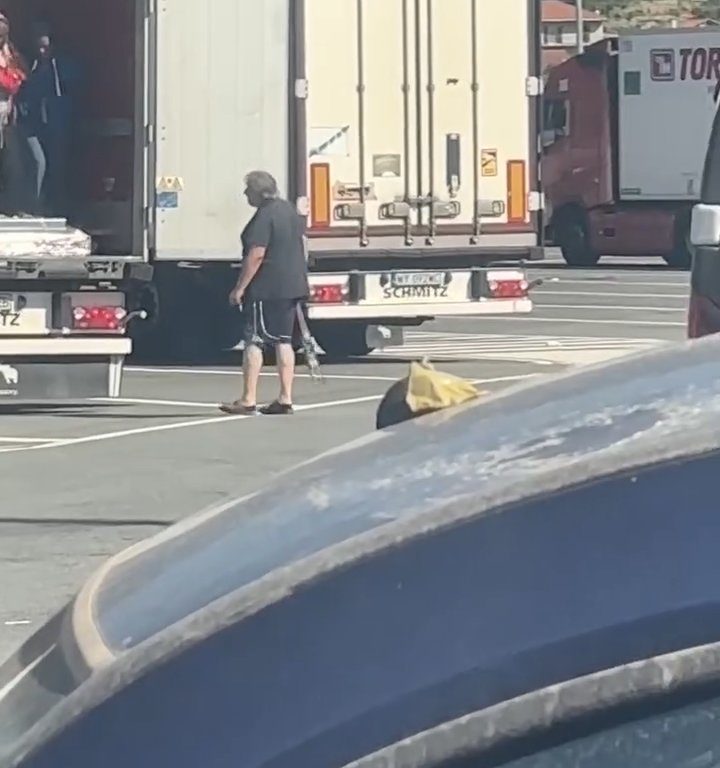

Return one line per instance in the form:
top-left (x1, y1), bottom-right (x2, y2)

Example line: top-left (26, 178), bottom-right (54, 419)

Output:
top-left (691, 203), bottom-right (720, 247)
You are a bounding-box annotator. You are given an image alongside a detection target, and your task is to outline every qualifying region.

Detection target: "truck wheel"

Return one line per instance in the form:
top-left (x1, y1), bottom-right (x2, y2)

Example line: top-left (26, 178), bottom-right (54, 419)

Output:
top-left (664, 217), bottom-right (692, 270)
top-left (312, 323), bottom-right (374, 359)
top-left (556, 214), bottom-right (599, 267)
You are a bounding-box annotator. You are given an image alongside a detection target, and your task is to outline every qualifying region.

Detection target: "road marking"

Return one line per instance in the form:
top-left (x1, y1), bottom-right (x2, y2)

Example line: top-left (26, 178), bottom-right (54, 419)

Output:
top-left (470, 374), bottom-right (539, 385)
top-left (496, 316), bottom-right (686, 327)
top-left (412, 331), bottom-right (662, 345)
top-left (0, 394), bottom-right (386, 455)
top-left (536, 290), bottom-right (687, 300)
top-left (373, 331), bottom-right (665, 365)
top-left (0, 437), bottom-right (65, 444)
top-left (537, 303), bottom-right (685, 313)
top-left (0, 644), bottom-right (54, 703)
top-left (91, 397), bottom-right (225, 409)
top-left (533, 278), bottom-right (688, 288)
top-left (128, 367), bottom-right (399, 382)
top-left (94, 374), bottom-right (540, 411)
top-left (3, 619), bottom-right (31, 626)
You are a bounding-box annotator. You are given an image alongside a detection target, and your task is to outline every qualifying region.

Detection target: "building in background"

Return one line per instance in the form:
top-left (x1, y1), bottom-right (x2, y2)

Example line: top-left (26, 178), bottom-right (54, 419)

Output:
top-left (541, 0), bottom-right (605, 72)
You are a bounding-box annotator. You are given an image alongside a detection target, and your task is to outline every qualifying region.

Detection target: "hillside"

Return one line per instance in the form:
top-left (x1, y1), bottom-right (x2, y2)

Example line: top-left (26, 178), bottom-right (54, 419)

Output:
top-left (585, 0), bottom-right (720, 26)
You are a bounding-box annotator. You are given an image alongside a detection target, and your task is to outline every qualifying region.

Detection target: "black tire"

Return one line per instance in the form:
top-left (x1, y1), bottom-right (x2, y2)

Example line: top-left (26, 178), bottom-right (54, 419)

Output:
top-left (663, 215), bottom-right (693, 270)
top-left (311, 323), bottom-right (373, 359)
top-left (556, 212), bottom-right (600, 267)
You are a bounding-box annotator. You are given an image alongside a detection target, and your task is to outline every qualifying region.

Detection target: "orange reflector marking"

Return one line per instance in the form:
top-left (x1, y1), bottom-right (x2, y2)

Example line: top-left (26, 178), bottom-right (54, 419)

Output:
top-left (507, 160), bottom-right (527, 223)
top-left (310, 163), bottom-right (331, 228)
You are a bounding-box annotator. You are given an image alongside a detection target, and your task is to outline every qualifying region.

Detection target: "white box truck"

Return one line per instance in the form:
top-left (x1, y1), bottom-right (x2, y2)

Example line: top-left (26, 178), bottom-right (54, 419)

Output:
top-left (0, 0), bottom-right (543, 400)
top-left (618, 28), bottom-right (720, 201)
top-left (544, 27), bottom-right (720, 267)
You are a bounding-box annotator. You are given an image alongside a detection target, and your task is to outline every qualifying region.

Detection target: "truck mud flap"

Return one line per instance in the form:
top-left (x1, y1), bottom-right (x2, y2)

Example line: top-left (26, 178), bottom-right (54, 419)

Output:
top-left (0, 358), bottom-right (122, 401)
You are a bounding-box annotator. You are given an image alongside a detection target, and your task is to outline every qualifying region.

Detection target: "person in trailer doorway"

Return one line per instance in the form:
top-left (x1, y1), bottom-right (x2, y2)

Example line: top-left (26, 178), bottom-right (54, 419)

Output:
top-left (220, 170), bottom-right (309, 416)
top-left (0, 13), bottom-right (30, 216)
top-left (19, 24), bottom-right (80, 216)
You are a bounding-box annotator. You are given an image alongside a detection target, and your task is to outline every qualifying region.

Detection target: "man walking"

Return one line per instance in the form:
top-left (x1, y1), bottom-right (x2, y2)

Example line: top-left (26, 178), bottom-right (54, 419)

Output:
top-left (220, 171), bottom-right (309, 416)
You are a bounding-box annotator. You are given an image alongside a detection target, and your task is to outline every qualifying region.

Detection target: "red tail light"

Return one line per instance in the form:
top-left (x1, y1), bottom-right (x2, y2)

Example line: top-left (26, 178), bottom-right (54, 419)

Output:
top-left (73, 305), bottom-right (127, 331)
top-left (688, 294), bottom-right (701, 338)
top-left (310, 284), bottom-right (347, 304)
top-left (688, 293), bottom-right (720, 339)
top-left (488, 279), bottom-right (529, 299)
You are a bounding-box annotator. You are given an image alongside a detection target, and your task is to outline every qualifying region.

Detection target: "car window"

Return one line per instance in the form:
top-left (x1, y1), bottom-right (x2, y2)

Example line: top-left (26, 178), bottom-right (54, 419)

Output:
top-left (496, 694), bottom-right (720, 768)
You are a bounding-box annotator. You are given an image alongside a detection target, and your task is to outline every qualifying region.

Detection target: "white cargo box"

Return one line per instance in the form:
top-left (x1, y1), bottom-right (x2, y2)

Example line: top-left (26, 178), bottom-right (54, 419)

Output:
top-left (618, 29), bottom-right (720, 201)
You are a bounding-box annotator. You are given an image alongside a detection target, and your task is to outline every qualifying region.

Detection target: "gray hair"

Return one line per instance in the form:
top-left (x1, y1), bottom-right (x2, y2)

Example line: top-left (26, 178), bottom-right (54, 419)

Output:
top-left (244, 170), bottom-right (279, 200)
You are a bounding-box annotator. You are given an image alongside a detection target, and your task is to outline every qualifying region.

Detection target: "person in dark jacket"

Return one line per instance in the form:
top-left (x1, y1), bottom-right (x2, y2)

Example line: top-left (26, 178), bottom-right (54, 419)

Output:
top-left (19, 25), bottom-right (81, 216)
top-left (220, 171), bottom-right (310, 416)
top-left (0, 13), bottom-right (31, 215)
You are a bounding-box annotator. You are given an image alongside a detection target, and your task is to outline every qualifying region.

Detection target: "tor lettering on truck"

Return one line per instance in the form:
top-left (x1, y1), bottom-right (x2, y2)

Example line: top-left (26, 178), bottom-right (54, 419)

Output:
top-left (678, 47), bottom-right (720, 82)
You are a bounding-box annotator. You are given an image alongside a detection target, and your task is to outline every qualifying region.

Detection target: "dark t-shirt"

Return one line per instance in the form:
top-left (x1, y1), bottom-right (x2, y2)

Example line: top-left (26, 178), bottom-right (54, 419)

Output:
top-left (241, 198), bottom-right (309, 302)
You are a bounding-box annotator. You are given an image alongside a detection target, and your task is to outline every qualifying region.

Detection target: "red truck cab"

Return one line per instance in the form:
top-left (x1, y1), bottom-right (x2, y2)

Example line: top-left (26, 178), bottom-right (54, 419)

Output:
top-left (543, 37), bottom-right (693, 268)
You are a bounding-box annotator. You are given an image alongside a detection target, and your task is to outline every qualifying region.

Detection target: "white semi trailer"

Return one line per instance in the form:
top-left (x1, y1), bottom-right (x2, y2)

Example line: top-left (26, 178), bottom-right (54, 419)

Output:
top-left (0, 0), bottom-right (543, 400)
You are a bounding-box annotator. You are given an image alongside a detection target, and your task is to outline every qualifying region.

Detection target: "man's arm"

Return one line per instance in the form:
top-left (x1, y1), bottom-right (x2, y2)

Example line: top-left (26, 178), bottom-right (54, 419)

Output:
top-left (230, 208), bottom-right (272, 304)
top-left (230, 246), bottom-right (266, 303)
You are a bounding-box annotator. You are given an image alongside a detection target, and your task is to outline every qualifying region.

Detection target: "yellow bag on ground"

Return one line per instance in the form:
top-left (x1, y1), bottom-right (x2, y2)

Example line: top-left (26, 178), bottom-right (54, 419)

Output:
top-left (375, 358), bottom-right (485, 429)
top-left (406, 359), bottom-right (481, 412)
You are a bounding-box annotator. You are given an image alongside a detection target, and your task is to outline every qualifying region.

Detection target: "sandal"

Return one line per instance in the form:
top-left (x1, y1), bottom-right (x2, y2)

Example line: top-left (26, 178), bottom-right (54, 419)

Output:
top-left (259, 401), bottom-right (294, 416)
top-left (219, 401), bottom-right (257, 415)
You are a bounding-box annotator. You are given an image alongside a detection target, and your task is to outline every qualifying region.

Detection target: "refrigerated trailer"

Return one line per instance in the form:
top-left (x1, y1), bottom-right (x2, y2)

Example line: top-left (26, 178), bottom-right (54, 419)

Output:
top-left (0, 0), bottom-right (543, 399)
top-left (543, 28), bottom-right (720, 268)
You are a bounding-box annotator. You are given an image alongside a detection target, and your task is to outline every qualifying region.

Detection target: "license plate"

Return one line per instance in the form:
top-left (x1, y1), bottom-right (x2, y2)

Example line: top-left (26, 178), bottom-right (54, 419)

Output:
top-left (381, 272), bottom-right (452, 301)
top-left (0, 293), bottom-right (14, 313)
top-left (391, 272), bottom-right (445, 288)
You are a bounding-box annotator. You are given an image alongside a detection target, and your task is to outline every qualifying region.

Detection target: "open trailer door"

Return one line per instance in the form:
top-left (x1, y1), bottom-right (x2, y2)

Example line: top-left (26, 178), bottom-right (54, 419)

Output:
top-left (151, 0), bottom-right (290, 261)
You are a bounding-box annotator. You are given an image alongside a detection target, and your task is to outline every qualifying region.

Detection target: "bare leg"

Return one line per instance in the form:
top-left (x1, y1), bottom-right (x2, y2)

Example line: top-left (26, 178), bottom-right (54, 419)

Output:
top-left (26, 136), bottom-right (46, 202)
top-left (275, 342), bottom-right (295, 405)
top-left (242, 342), bottom-right (263, 406)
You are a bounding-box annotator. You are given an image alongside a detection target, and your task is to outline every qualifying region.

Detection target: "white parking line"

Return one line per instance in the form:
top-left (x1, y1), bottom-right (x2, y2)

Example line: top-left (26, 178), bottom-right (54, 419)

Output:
top-left (536, 291), bottom-right (687, 300)
top-left (537, 279), bottom-right (688, 288)
top-left (128, 367), bottom-right (399, 382)
top-left (2, 373), bottom-right (540, 456)
top-left (93, 373), bottom-right (538, 411)
top-left (497, 316), bottom-right (686, 327)
top-left (537, 303), bottom-right (685, 313)
top-left (0, 437), bottom-right (65, 444)
top-left (0, 394), bottom-right (386, 455)
top-left (91, 397), bottom-right (221, 409)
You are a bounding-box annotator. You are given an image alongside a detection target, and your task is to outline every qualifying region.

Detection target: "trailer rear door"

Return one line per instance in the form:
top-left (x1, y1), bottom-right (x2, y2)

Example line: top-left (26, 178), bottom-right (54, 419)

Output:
top-left (301, 0), bottom-right (541, 254)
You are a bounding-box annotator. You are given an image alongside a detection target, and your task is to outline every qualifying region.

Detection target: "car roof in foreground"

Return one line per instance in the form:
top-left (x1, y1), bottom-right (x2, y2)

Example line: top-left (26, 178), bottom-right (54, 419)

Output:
top-left (7, 335), bottom-right (720, 767)
top-left (79, 335), bottom-right (720, 662)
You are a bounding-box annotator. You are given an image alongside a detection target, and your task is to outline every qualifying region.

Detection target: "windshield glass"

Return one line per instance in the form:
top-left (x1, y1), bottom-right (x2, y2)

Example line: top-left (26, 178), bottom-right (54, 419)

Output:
top-left (503, 693), bottom-right (720, 767)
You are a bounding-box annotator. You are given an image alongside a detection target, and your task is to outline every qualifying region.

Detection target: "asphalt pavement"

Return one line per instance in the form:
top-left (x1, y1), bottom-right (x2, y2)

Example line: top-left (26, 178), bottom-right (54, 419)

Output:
top-left (0, 253), bottom-right (690, 661)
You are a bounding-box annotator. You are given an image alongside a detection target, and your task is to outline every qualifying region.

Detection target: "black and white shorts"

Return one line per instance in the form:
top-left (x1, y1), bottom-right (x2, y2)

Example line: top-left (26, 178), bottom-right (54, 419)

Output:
top-left (242, 299), bottom-right (301, 348)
